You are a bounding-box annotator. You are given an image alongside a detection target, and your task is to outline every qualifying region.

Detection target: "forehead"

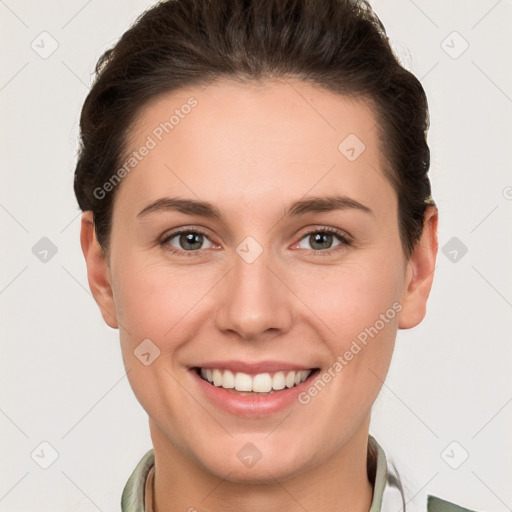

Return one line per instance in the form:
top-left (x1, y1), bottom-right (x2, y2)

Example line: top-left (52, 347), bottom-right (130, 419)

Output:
top-left (114, 78), bottom-right (393, 218)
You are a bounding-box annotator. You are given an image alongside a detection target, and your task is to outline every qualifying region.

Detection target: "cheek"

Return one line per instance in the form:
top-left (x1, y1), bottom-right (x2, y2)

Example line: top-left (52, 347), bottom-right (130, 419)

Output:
top-left (293, 252), bottom-right (405, 343)
top-left (111, 255), bottom-right (214, 342)
top-left (110, 259), bottom-right (202, 435)
top-left (290, 251), bottom-right (405, 406)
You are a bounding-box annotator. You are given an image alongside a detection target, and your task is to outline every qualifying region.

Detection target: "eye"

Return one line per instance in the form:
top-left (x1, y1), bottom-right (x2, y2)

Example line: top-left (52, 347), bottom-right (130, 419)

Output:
top-left (295, 227), bottom-right (352, 255)
top-left (161, 228), bottom-right (215, 256)
top-left (160, 226), bottom-right (352, 258)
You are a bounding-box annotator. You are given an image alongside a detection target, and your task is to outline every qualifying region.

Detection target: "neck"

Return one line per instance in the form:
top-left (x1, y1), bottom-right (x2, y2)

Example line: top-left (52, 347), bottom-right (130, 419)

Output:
top-left (149, 421), bottom-right (374, 512)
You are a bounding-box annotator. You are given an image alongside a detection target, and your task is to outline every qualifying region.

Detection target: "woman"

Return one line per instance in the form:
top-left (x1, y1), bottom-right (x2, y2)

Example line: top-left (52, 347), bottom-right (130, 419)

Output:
top-left (74, 0), bottom-right (478, 510)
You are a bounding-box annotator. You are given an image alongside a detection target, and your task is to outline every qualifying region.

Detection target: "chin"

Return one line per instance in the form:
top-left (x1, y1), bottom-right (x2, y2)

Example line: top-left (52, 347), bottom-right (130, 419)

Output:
top-left (196, 441), bottom-right (315, 484)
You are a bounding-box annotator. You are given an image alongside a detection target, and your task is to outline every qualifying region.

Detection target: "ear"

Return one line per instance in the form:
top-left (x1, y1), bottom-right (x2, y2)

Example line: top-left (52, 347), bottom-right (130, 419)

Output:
top-left (398, 205), bottom-right (438, 329)
top-left (80, 211), bottom-right (118, 329)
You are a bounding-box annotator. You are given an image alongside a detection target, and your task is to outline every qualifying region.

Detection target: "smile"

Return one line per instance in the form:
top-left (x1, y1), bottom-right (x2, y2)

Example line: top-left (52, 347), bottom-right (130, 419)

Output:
top-left (197, 368), bottom-right (312, 394)
top-left (190, 363), bottom-right (320, 417)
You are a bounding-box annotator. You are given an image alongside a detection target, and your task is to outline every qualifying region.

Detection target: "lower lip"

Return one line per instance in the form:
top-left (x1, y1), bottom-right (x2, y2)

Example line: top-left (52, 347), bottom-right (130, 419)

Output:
top-left (190, 368), bottom-right (318, 417)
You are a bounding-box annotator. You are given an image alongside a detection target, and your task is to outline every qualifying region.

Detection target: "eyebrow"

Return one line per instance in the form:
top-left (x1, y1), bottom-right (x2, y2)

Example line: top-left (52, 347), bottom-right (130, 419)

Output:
top-left (136, 194), bottom-right (374, 220)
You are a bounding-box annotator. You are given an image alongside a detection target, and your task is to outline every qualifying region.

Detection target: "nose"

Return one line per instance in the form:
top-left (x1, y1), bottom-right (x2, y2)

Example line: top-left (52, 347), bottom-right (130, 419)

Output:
top-left (215, 249), bottom-right (294, 341)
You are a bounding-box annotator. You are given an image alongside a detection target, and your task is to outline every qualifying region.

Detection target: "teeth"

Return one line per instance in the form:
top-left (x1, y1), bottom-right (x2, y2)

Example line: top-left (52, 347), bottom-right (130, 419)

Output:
top-left (212, 369), bottom-right (223, 386)
top-left (222, 370), bottom-right (235, 388)
top-left (199, 368), bottom-right (312, 392)
top-left (272, 371), bottom-right (286, 390)
top-left (253, 373), bottom-right (272, 392)
top-left (234, 372), bottom-right (253, 391)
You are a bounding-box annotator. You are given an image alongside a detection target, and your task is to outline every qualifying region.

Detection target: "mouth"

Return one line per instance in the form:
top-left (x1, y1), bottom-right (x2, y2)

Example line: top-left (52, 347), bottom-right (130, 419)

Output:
top-left (193, 366), bottom-right (320, 395)
top-left (189, 360), bottom-right (321, 416)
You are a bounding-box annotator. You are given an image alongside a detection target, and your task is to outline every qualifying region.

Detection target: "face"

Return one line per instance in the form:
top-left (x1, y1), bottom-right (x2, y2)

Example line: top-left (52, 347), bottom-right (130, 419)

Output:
top-left (82, 79), bottom-right (436, 483)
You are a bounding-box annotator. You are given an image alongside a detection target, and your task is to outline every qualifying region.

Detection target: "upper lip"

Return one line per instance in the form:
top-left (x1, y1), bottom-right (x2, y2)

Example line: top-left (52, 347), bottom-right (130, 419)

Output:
top-left (192, 360), bottom-right (315, 375)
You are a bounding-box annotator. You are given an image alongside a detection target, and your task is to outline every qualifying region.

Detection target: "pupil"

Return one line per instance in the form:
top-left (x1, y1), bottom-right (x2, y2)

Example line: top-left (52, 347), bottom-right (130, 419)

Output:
top-left (181, 232), bottom-right (202, 250)
top-left (311, 233), bottom-right (332, 250)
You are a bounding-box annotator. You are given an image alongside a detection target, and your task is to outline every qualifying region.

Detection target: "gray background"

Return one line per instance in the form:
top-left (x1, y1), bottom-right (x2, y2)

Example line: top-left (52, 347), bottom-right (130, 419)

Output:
top-left (0, 0), bottom-right (511, 510)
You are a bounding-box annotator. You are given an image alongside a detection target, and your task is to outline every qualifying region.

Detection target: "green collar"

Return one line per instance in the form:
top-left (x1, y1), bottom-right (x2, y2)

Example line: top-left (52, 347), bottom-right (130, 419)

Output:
top-left (120, 436), bottom-right (476, 512)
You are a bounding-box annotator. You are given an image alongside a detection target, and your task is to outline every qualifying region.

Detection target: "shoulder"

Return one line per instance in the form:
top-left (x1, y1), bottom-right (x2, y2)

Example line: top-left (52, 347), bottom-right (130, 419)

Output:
top-left (121, 448), bottom-right (155, 512)
top-left (427, 494), bottom-right (480, 512)
top-left (370, 435), bottom-right (480, 512)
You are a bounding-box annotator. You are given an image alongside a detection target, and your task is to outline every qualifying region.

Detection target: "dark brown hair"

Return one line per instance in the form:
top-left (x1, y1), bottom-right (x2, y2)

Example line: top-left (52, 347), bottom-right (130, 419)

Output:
top-left (73, 0), bottom-right (433, 258)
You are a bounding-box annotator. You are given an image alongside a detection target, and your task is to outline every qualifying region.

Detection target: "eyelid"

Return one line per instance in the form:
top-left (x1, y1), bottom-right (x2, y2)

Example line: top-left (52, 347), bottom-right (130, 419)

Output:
top-left (295, 225), bottom-right (353, 244)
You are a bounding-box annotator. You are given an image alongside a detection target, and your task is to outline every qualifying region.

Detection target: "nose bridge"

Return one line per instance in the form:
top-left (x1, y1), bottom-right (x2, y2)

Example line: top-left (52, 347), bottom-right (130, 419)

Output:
top-left (215, 243), bottom-right (292, 340)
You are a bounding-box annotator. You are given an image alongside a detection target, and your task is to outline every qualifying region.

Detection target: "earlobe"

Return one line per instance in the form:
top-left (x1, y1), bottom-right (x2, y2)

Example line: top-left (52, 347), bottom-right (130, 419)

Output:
top-left (398, 206), bottom-right (439, 329)
top-left (80, 211), bottom-right (119, 329)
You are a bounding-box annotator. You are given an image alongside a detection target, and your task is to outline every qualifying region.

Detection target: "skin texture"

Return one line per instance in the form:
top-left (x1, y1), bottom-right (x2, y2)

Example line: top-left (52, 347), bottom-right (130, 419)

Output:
top-left (80, 79), bottom-right (438, 512)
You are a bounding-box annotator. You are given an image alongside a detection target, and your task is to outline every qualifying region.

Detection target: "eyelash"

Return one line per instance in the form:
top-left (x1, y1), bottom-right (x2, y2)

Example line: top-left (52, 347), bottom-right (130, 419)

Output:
top-left (160, 226), bottom-right (352, 258)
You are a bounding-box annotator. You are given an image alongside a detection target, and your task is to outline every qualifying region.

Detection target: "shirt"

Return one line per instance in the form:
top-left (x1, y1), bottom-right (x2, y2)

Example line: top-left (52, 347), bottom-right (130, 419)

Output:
top-left (121, 435), bottom-right (477, 512)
